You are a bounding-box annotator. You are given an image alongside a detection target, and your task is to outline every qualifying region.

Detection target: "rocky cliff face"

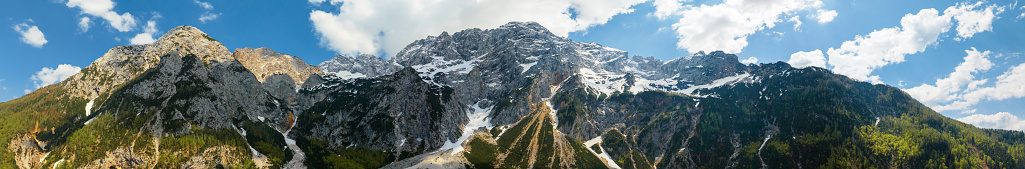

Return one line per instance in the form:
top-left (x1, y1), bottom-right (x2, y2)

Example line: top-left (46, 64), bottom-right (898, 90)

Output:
top-left (318, 54), bottom-right (402, 79)
top-left (233, 47), bottom-right (324, 85)
top-left (63, 26), bottom-right (232, 100)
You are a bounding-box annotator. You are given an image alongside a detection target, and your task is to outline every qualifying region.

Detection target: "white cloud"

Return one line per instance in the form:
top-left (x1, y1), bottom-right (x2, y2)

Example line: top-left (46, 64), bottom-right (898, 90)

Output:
top-left (825, 8), bottom-right (951, 84)
top-left (66, 0), bottom-right (137, 32)
top-left (957, 112), bottom-right (1025, 131)
top-left (129, 20), bottom-right (158, 45)
top-left (194, 0), bottom-right (219, 23)
top-left (0, 79), bottom-right (6, 91)
top-left (904, 48), bottom-right (993, 111)
top-left (944, 2), bottom-right (1004, 40)
top-left (309, 0), bottom-right (646, 57)
top-left (740, 57), bottom-right (759, 64)
top-left (194, 0), bottom-right (213, 10)
top-left (199, 12), bottom-right (220, 23)
top-left (653, 0), bottom-right (827, 54)
top-left (652, 0), bottom-right (685, 20)
top-left (78, 17), bottom-right (92, 32)
top-left (24, 89), bottom-right (31, 94)
top-left (789, 49), bottom-right (826, 68)
top-left (30, 64), bottom-right (82, 89)
top-left (815, 9), bottom-right (837, 23)
top-left (824, 2), bottom-right (1003, 84)
top-left (12, 23), bottom-right (48, 48)
top-left (940, 62), bottom-right (1025, 111)
top-left (789, 16), bottom-right (803, 31)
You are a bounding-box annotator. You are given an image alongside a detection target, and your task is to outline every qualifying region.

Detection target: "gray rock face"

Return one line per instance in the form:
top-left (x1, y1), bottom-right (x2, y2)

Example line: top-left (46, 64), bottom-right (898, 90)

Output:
top-left (377, 21), bottom-right (748, 126)
top-left (302, 22), bottom-right (761, 168)
top-left (318, 54), bottom-right (402, 79)
top-left (310, 21), bottom-right (753, 157)
top-left (233, 47), bottom-right (324, 85)
top-left (101, 52), bottom-right (293, 134)
top-left (293, 68), bottom-right (467, 157)
top-left (63, 25), bottom-right (235, 100)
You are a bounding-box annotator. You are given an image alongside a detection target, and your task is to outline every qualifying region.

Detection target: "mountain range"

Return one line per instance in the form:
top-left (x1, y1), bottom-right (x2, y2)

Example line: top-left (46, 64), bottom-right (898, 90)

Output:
top-left (1, 21), bottom-right (1023, 169)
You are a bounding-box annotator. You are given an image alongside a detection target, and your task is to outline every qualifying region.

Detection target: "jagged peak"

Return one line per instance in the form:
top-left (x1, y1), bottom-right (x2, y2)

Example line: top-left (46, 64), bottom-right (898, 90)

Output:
top-left (497, 21), bottom-right (548, 32)
top-left (148, 25), bottom-right (233, 64)
top-left (234, 47), bottom-right (285, 59)
top-left (156, 25), bottom-right (213, 42)
top-left (232, 47), bottom-right (324, 85)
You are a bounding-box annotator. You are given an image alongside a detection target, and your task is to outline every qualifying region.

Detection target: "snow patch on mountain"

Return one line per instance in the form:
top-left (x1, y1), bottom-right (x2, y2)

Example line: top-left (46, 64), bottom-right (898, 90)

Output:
top-left (584, 136), bottom-right (622, 169)
top-left (578, 68), bottom-right (631, 94)
top-left (332, 70), bottom-right (366, 79)
top-left (412, 56), bottom-right (477, 76)
top-left (84, 97), bottom-right (95, 116)
top-left (682, 73), bottom-right (754, 94)
top-left (438, 101), bottom-right (493, 155)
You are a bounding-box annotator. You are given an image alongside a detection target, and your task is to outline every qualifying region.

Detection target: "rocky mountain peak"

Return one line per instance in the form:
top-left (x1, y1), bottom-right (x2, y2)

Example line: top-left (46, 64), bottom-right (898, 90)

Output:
top-left (232, 47), bottom-right (324, 85)
top-left (496, 21), bottom-right (554, 35)
top-left (318, 54), bottom-right (401, 79)
top-left (61, 26), bottom-right (234, 99)
top-left (149, 25), bottom-right (234, 64)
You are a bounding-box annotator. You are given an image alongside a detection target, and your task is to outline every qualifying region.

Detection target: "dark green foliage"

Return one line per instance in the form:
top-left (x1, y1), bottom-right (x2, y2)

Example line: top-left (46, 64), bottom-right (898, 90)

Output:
top-left (489, 127), bottom-right (503, 137)
top-left (551, 88), bottom-right (596, 128)
top-left (568, 137), bottom-right (608, 169)
top-left (0, 85), bottom-right (90, 168)
top-left (52, 114), bottom-right (139, 168)
top-left (156, 126), bottom-right (250, 167)
top-left (464, 138), bottom-right (499, 169)
top-left (202, 34), bottom-right (218, 42)
top-left (682, 64), bottom-right (1025, 168)
top-left (241, 121), bottom-right (292, 167)
top-left (298, 138), bottom-right (389, 169)
top-left (496, 113), bottom-right (532, 149)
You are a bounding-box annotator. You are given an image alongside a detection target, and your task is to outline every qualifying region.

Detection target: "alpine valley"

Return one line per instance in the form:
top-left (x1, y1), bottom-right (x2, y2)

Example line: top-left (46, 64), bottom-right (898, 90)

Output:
top-left (2, 22), bottom-right (1023, 169)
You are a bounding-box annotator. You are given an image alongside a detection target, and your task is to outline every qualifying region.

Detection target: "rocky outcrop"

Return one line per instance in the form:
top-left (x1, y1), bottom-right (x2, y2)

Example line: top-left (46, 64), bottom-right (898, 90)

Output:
top-left (317, 54), bottom-right (401, 79)
top-left (7, 135), bottom-right (45, 169)
top-left (233, 47), bottom-right (324, 85)
top-left (101, 52), bottom-right (292, 133)
top-left (64, 25), bottom-right (233, 100)
top-left (293, 67), bottom-right (467, 158)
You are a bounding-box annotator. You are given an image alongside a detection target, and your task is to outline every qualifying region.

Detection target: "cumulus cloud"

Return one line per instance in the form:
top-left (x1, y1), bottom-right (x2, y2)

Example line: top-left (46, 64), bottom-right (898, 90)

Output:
top-left (740, 57), bottom-right (759, 64)
top-left (309, 0), bottom-right (646, 57)
top-left (78, 17), bottom-right (92, 32)
top-left (12, 23), bottom-right (48, 48)
top-left (788, 49), bottom-right (826, 68)
top-left (904, 48), bottom-right (993, 112)
top-left (66, 0), bottom-right (137, 32)
top-left (129, 20), bottom-right (158, 45)
top-left (824, 2), bottom-right (1002, 84)
top-left (789, 16), bottom-right (803, 31)
top-left (652, 0), bottom-right (685, 20)
top-left (194, 0), bottom-right (213, 10)
top-left (815, 9), bottom-right (837, 23)
top-left (826, 8), bottom-right (951, 84)
top-left (31, 64), bottom-right (82, 89)
top-left (194, 0), bottom-right (220, 23)
top-left (939, 62), bottom-right (1025, 111)
top-left (199, 12), bottom-right (220, 23)
top-left (957, 112), bottom-right (1025, 131)
top-left (652, 0), bottom-right (827, 54)
top-left (945, 2), bottom-right (1003, 40)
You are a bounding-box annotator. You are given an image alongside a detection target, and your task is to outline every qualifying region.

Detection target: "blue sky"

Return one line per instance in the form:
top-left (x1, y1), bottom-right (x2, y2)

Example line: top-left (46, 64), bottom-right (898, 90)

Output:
top-left (2, 0), bottom-right (1024, 130)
